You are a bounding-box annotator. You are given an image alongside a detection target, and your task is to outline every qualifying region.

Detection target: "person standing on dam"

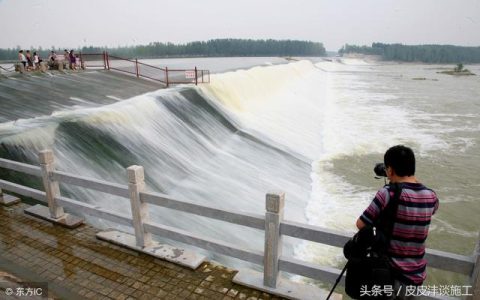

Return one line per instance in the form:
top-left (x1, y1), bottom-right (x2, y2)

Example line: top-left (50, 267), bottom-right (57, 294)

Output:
top-left (64, 49), bottom-right (70, 69)
top-left (26, 50), bottom-right (33, 71)
top-left (69, 50), bottom-right (76, 70)
top-left (18, 50), bottom-right (27, 70)
top-left (355, 145), bottom-right (439, 299)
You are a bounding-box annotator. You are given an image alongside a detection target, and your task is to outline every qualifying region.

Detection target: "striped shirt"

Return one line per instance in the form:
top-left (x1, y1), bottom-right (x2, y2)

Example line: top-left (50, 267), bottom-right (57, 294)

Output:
top-left (360, 182), bottom-right (439, 285)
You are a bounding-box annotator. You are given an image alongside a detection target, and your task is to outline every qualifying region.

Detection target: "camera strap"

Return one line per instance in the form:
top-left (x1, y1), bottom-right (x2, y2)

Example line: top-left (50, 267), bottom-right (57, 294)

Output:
top-left (375, 183), bottom-right (403, 247)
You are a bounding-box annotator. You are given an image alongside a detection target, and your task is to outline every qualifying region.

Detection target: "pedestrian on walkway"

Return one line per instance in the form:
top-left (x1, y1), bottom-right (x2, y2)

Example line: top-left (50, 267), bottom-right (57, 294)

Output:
top-left (69, 50), bottom-right (76, 70)
top-left (18, 50), bottom-right (26, 69)
top-left (26, 50), bottom-right (33, 71)
top-left (33, 51), bottom-right (42, 70)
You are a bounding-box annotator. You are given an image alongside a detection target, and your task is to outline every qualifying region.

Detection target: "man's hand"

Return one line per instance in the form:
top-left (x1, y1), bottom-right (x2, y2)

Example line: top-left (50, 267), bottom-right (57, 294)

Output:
top-left (356, 218), bottom-right (366, 230)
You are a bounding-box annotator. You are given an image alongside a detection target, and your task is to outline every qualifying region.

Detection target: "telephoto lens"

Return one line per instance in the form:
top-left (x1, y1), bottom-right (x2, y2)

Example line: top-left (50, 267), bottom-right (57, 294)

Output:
top-left (374, 163), bottom-right (387, 177)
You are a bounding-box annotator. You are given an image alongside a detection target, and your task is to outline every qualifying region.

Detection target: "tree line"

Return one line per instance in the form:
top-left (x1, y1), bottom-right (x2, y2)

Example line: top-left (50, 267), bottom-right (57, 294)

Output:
top-left (339, 43), bottom-right (480, 63)
top-left (0, 39), bottom-right (326, 61)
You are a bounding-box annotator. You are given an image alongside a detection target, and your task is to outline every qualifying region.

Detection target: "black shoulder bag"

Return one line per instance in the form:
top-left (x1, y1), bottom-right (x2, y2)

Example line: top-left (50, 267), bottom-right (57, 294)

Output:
top-left (342, 183), bottom-right (403, 300)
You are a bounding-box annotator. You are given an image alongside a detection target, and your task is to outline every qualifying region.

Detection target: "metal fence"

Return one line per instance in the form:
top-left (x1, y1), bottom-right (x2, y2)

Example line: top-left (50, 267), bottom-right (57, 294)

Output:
top-left (107, 55), bottom-right (137, 76)
top-left (79, 51), bottom-right (210, 87)
top-left (0, 151), bottom-right (478, 299)
top-left (79, 53), bottom-right (106, 69)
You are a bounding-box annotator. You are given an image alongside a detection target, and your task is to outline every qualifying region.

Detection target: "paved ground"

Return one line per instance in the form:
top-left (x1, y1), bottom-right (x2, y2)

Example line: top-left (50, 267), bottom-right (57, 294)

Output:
top-left (0, 202), bottom-right (284, 300)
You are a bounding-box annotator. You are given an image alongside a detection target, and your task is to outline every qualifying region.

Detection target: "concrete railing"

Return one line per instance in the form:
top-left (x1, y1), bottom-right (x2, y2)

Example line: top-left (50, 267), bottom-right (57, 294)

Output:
top-left (0, 150), bottom-right (478, 299)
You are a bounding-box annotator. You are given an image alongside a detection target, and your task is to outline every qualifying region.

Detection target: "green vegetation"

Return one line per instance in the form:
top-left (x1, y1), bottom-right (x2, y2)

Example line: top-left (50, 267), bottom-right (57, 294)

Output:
top-left (0, 39), bottom-right (326, 61)
top-left (339, 43), bottom-right (480, 63)
top-left (454, 63), bottom-right (464, 72)
top-left (438, 63), bottom-right (475, 76)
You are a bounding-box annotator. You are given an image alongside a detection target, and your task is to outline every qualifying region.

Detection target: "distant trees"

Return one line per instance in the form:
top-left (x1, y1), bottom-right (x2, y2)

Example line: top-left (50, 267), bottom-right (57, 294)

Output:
top-left (0, 47), bottom-right (22, 62)
top-left (339, 43), bottom-right (480, 63)
top-left (106, 39), bottom-right (326, 58)
top-left (454, 63), bottom-right (464, 72)
top-left (0, 39), bottom-right (326, 61)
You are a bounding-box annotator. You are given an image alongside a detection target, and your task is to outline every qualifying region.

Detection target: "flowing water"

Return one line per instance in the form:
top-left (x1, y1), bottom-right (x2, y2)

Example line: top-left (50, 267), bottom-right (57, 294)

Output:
top-left (0, 57), bottom-right (479, 287)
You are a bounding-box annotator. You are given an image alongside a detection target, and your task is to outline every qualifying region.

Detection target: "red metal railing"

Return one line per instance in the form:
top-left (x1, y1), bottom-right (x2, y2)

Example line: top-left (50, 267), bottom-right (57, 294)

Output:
top-left (79, 52), bottom-right (106, 69)
top-left (79, 51), bottom-right (210, 87)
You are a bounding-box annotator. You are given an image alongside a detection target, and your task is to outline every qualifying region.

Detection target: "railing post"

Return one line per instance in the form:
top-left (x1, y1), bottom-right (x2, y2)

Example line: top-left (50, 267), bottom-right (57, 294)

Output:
top-left (471, 233), bottom-right (480, 299)
top-left (194, 66), bottom-right (198, 85)
top-left (135, 58), bottom-right (139, 78)
top-left (264, 192), bottom-right (285, 288)
top-left (79, 51), bottom-right (84, 70)
top-left (165, 67), bottom-right (169, 87)
top-left (38, 150), bottom-right (65, 219)
top-left (127, 165), bottom-right (152, 248)
top-left (103, 51), bottom-right (107, 70)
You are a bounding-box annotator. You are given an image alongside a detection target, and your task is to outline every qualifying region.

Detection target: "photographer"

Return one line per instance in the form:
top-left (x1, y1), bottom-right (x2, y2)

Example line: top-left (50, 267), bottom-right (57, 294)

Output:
top-left (356, 145), bottom-right (439, 299)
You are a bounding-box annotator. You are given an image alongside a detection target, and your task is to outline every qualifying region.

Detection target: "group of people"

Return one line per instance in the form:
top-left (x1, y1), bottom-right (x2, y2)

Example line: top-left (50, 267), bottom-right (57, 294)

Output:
top-left (48, 49), bottom-right (81, 70)
top-left (18, 49), bottom-right (81, 71)
top-left (17, 49), bottom-right (43, 71)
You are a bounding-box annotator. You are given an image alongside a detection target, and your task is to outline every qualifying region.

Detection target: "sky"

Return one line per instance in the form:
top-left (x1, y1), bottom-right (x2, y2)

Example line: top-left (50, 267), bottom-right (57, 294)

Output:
top-left (0, 0), bottom-right (479, 51)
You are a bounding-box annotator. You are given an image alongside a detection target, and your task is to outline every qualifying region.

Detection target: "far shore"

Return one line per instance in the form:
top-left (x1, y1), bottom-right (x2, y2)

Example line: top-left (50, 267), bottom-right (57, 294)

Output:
top-left (340, 53), bottom-right (480, 65)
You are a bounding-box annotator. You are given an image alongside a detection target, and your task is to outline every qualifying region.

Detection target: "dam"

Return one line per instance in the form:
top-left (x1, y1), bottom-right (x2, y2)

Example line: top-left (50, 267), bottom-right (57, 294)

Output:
top-left (0, 58), bottom-right (479, 299)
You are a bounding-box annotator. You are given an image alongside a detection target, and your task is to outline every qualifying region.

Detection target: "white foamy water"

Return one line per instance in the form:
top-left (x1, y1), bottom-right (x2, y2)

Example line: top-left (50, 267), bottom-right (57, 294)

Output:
top-left (200, 60), bottom-right (326, 160)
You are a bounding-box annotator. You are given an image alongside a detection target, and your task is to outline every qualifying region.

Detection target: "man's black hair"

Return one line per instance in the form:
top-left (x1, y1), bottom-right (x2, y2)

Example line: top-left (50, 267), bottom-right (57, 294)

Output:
top-left (384, 145), bottom-right (415, 177)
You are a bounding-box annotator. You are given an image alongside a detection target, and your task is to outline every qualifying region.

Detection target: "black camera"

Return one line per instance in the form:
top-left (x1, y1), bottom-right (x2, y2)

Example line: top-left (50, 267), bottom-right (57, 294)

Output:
top-left (374, 163), bottom-right (387, 177)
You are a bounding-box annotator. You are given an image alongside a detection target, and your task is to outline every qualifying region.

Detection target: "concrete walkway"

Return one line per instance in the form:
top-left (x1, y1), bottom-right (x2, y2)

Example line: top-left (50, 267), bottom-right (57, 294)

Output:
top-left (0, 202), bottom-right (284, 300)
